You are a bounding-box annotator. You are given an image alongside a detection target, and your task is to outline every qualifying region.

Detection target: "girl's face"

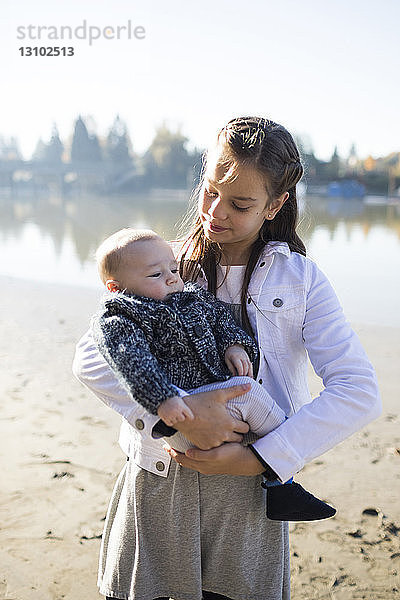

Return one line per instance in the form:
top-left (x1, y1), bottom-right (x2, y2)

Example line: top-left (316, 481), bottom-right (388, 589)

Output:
top-left (199, 152), bottom-right (272, 252)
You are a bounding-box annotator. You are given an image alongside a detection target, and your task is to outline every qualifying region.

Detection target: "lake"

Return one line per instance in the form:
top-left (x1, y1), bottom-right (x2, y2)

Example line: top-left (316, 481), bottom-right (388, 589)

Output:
top-left (1, 191), bottom-right (399, 326)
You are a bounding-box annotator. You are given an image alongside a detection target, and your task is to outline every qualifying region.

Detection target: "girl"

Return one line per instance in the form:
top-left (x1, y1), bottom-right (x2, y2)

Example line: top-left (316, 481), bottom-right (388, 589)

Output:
top-left (73, 116), bottom-right (381, 600)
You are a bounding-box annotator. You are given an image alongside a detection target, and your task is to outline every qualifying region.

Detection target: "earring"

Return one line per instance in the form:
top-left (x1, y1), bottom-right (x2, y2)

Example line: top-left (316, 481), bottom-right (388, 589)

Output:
top-left (268, 213), bottom-right (273, 219)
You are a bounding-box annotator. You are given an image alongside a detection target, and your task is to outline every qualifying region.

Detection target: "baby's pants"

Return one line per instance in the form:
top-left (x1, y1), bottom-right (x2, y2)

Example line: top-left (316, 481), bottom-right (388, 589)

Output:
top-left (167, 376), bottom-right (286, 452)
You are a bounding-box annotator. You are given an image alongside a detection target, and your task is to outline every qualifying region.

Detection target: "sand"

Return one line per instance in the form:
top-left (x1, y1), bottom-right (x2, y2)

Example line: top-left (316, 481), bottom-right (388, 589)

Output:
top-left (0, 275), bottom-right (399, 600)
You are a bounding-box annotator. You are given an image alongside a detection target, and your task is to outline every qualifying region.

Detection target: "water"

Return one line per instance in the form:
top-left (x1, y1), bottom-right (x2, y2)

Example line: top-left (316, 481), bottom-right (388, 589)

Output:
top-left (1, 192), bottom-right (399, 326)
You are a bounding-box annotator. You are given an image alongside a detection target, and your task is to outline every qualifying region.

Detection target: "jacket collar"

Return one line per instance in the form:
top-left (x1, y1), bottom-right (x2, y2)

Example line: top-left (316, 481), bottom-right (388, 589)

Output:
top-left (260, 241), bottom-right (291, 259)
top-left (193, 242), bottom-right (290, 290)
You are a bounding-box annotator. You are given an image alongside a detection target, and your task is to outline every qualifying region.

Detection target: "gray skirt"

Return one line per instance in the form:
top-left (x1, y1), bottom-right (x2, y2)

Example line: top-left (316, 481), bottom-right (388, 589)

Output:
top-left (98, 458), bottom-right (290, 600)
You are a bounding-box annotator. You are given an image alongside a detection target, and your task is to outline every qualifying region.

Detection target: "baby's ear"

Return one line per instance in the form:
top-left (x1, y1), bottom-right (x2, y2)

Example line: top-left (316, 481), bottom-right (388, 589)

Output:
top-left (106, 279), bottom-right (120, 293)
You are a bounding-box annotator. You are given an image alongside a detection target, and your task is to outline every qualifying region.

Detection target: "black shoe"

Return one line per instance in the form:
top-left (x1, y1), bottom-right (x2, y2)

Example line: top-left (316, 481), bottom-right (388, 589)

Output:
top-left (263, 482), bottom-right (336, 521)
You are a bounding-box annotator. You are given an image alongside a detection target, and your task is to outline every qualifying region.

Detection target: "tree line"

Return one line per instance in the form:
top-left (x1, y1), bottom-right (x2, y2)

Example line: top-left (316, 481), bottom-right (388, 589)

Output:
top-left (0, 116), bottom-right (202, 193)
top-left (0, 117), bottom-right (399, 195)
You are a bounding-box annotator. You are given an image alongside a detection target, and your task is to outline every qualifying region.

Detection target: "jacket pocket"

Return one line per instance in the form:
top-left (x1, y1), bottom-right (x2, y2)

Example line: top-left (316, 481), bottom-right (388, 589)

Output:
top-left (254, 286), bottom-right (305, 354)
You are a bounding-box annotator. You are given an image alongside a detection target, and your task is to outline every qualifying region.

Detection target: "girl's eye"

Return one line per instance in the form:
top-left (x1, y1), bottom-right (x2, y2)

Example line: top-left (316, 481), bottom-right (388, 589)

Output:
top-left (148, 272), bottom-right (161, 278)
top-left (171, 269), bottom-right (178, 274)
top-left (232, 202), bottom-right (250, 212)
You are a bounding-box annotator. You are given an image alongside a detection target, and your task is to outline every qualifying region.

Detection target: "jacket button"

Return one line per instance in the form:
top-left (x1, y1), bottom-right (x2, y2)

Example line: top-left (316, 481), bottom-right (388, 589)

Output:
top-left (194, 324), bottom-right (204, 336)
top-left (135, 419), bottom-right (144, 430)
top-left (156, 461), bottom-right (165, 471)
top-left (260, 261), bottom-right (266, 267)
top-left (272, 298), bottom-right (283, 307)
top-left (258, 378), bottom-right (263, 385)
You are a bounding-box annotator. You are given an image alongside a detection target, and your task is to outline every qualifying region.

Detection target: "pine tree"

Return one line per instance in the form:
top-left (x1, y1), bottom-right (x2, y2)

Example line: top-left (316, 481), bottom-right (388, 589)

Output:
top-left (70, 116), bottom-right (102, 164)
top-left (32, 138), bottom-right (47, 162)
top-left (0, 136), bottom-right (22, 161)
top-left (105, 116), bottom-right (132, 167)
top-left (46, 125), bottom-right (64, 164)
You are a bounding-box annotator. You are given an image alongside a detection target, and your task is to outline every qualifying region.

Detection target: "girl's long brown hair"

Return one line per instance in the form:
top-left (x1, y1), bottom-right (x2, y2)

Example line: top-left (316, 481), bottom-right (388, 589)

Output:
top-left (179, 116), bottom-right (306, 336)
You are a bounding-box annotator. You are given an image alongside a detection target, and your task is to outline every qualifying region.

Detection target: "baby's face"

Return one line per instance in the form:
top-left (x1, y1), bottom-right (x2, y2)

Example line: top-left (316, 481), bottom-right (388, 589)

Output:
top-left (116, 238), bottom-right (184, 300)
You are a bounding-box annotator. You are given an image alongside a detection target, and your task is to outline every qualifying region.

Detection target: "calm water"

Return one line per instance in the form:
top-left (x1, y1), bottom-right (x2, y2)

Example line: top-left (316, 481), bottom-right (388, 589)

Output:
top-left (1, 191), bottom-right (399, 326)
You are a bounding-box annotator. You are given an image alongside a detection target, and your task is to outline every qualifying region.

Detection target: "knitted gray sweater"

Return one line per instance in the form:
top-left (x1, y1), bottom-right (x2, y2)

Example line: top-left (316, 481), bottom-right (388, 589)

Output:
top-left (92, 282), bottom-right (258, 415)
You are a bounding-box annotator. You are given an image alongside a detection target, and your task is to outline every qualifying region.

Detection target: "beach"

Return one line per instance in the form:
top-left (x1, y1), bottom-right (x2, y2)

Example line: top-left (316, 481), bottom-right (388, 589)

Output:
top-left (0, 275), bottom-right (399, 600)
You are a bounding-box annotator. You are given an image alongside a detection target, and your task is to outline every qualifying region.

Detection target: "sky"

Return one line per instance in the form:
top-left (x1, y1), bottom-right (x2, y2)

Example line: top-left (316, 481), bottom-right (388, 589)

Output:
top-left (2, 0), bottom-right (399, 161)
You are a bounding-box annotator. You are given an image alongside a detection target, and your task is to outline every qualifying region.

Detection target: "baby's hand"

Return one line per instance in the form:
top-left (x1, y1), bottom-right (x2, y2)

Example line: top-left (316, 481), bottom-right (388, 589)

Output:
top-left (224, 345), bottom-right (253, 378)
top-left (157, 396), bottom-right (194, 426)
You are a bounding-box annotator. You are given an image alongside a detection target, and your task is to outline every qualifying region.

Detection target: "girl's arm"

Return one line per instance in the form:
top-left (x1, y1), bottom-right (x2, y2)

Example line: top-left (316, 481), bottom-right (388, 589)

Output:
top-left (72, 329), bottom-right (161, 431)
top-left (250, 260), bottom-right (381, 482)
top-left (72, 328), bottom-right (250, 447)
top-left (172, 261), bottom-right (381, 478)
top-left (166, 443), bottom-right (265, 475)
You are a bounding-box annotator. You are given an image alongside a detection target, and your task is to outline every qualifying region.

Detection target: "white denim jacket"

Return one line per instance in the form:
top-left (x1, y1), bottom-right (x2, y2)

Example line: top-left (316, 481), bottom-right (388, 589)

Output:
top-left (72, 242), bottom-right (381, 482)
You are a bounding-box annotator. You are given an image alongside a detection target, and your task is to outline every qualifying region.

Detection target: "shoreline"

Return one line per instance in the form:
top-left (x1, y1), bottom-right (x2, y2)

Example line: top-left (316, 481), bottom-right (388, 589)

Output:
top-left (0, 275), bottom-right (399, 599)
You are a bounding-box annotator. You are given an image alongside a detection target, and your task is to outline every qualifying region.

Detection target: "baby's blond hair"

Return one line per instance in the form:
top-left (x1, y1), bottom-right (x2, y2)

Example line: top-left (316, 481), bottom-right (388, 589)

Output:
top-left (96, 228), bottom-right (160, 284)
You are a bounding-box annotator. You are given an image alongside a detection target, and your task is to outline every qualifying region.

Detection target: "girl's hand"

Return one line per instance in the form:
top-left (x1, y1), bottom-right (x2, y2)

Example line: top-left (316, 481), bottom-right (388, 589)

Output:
top-left (174, 384), bottom-right (250, 450)
top-left (224, 345), bottom-right (253, 377)
top-left (166, 443), bottom-right (265, 476)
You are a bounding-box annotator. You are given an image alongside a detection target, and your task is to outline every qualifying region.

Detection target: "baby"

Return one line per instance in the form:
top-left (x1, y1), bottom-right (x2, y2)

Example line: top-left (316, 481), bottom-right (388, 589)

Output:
top-left (92, 228), bottom-right (336, 522)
